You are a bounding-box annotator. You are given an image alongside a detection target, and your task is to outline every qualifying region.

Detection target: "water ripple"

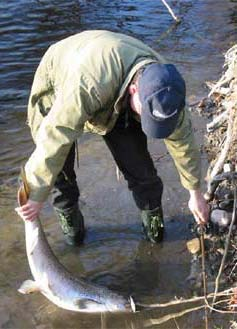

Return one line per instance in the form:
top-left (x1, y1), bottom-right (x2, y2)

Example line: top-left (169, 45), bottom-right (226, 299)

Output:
top-left (0, 0), bottom-right (237, 185)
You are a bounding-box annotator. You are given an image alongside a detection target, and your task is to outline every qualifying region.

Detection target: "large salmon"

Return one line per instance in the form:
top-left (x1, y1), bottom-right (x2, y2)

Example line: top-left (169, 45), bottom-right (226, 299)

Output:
top-left (17, 178), bottom-right (135, 313)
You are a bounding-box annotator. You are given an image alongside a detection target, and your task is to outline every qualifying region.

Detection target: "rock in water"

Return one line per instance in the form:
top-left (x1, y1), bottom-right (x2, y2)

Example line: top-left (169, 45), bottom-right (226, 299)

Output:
top-left (210, 209), bottom-right (232, 227)
top-left (186, 238), bottom-right (200, 254)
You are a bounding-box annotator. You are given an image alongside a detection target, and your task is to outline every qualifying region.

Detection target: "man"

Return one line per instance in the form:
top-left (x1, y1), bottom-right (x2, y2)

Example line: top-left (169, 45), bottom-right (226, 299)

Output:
top-left (15, 30), bottom-right (209, 245)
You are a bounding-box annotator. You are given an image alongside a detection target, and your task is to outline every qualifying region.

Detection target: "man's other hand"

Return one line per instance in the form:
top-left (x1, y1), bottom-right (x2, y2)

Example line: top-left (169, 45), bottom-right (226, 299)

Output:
top-left (188, 189), bottom-right (210, 224)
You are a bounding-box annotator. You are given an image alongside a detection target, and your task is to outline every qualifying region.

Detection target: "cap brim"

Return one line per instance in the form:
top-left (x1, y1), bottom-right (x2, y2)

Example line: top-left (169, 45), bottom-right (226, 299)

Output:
top-left (141, 110), bottom-right (179, 139)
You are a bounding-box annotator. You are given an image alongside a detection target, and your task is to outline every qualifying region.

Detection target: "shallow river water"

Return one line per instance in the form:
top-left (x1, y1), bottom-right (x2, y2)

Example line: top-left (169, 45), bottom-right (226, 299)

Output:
top-left (1, 1), bottom-right (237, 328)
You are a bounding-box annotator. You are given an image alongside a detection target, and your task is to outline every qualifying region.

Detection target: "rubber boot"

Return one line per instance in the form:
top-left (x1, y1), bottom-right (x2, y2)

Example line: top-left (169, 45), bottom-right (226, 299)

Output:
top-left (141, 206), bottom-right (164, 243)
top-left (54, 205), bottom-right (85, 246)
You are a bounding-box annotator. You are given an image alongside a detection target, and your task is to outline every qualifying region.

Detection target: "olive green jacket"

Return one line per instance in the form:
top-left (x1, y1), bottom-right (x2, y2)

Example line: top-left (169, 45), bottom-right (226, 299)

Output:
top-left (25, 30), bottom-right (200, 202)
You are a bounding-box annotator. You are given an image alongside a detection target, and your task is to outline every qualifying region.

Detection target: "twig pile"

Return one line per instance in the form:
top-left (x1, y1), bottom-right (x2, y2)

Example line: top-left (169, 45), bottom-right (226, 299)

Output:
top-left (196, 44), bottom-right (237, 180)
top-left (192, 44), bottom-right (237, 322)
top-left (140, 288), bottom-right (237, 327)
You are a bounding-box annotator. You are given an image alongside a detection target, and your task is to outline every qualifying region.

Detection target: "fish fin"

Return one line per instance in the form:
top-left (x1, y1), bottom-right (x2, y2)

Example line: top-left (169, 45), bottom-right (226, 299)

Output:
top-left (29, 227), bottom-right (39, 254)
top-left (18, 280), bottom-right (40, 294)
top-left (75, 298), bottom-right (103, 310)
top-left (130, 296), bottom-right (136, 312)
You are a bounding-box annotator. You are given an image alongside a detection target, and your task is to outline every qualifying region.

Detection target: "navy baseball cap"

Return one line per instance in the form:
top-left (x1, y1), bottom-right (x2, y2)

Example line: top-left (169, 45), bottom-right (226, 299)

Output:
top-left (138, 63), bottom-right (186, 139)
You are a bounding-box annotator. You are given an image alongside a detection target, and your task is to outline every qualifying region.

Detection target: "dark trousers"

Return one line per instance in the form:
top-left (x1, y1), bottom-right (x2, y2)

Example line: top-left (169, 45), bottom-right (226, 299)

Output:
top-left (51, 114), bottom-right (163, 211)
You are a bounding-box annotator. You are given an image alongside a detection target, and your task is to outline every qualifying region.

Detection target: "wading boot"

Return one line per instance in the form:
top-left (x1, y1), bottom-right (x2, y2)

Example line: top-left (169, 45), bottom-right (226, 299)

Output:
top-left (54, 205), bottom-right (85, 246)
top-left (141, 206), bottom-right (164, 243)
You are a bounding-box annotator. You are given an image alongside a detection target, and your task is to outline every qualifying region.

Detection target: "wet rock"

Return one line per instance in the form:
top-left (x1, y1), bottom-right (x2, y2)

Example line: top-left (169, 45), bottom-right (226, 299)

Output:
top-left (186, 238), bottom-right (200, 254)
top-left (210, 209), bottom-right (232, 227)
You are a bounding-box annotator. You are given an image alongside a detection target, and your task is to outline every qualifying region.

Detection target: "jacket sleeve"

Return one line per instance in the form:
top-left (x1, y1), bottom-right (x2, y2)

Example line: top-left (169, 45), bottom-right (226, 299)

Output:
top-left (25, 81), bottom-right (101, 202)
top-left (164, 110), bottom-right (201, 191)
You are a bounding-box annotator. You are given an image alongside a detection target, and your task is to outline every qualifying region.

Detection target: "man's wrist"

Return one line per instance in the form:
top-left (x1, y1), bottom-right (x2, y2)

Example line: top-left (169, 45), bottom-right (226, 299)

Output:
top-left (188, 189), bottom-right (202, 198)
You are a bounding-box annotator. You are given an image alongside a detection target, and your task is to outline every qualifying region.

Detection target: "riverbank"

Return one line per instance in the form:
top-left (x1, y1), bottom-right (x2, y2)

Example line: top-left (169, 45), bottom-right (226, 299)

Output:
top-left (186, 44), bottom-right (237, 324)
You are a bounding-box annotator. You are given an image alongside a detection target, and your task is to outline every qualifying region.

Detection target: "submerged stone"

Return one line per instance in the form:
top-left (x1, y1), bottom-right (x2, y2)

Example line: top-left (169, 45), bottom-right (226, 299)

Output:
top-left (210, 209), bottom-right (232, 227)
top-left (186, 238), bottom-right (200, 254)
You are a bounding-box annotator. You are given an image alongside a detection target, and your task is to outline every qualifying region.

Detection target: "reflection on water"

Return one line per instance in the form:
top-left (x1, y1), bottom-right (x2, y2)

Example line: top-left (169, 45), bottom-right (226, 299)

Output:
top-left (0, 0), bottom-right (237, 182)
top-left (1, 0), bottom-right (237, 328)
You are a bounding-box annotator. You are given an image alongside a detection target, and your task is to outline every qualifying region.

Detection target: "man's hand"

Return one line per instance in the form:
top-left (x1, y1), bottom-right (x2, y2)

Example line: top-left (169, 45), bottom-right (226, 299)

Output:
top-left (15, 199), bottom-right (43, 221)
top-left (188, 189), bottom-right (210, 224)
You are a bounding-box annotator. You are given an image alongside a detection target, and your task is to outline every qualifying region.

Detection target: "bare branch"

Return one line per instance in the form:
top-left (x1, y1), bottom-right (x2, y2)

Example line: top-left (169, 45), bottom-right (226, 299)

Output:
top-left (160, 0), bottom-right (181, 23)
